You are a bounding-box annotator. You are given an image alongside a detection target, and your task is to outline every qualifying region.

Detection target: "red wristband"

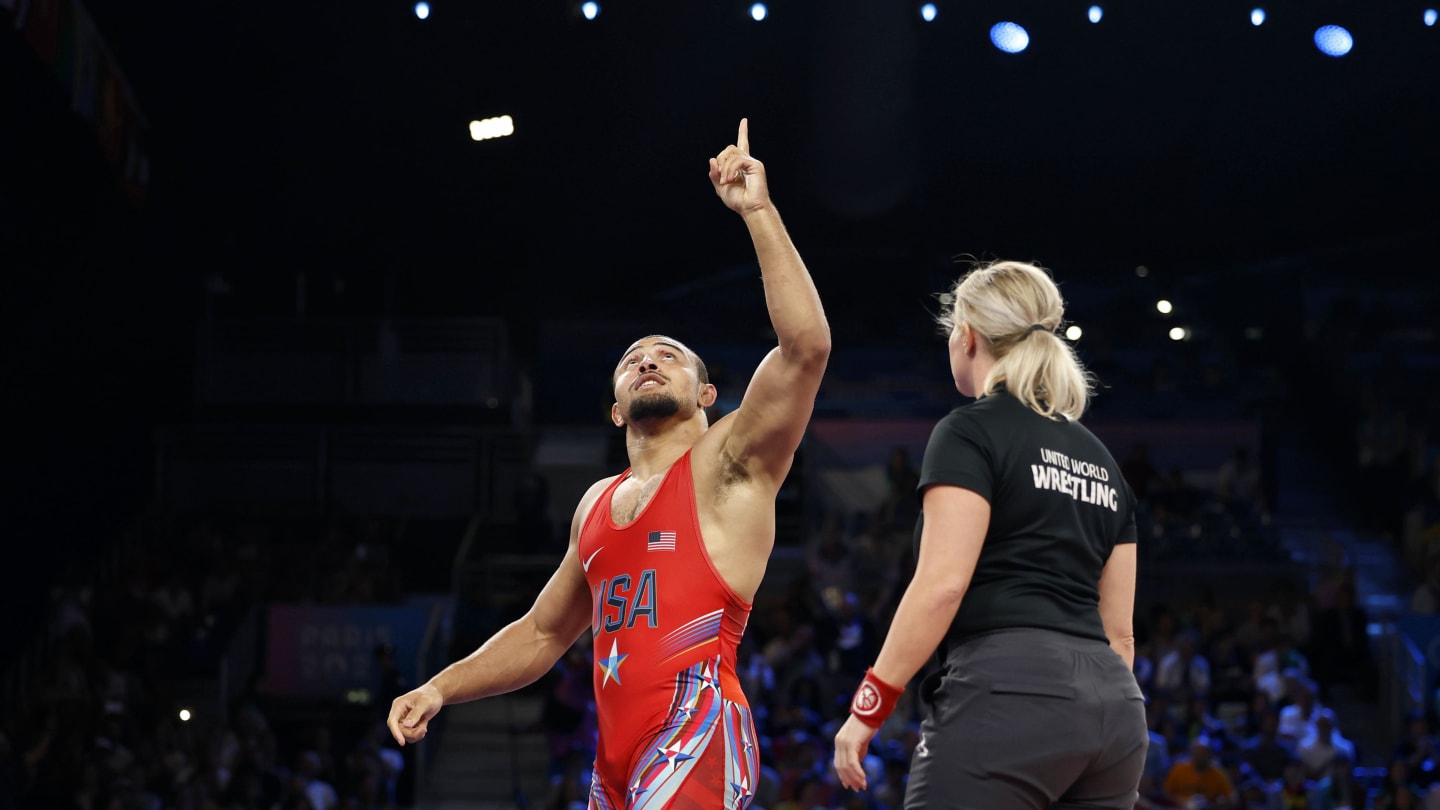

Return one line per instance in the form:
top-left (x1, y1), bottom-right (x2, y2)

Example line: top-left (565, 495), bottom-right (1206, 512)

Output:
top-left (849, 668), bottom-right (904, 728)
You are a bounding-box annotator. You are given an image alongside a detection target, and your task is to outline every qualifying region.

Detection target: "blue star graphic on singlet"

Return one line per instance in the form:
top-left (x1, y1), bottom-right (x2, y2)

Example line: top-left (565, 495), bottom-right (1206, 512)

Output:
top-left (598, 639), bottom-right (628, 688)
top-left (730, 775), bottom-right (752, 809)
top-left (655, 744), bottom-right (695, 771)
top-left (627, 783), bottom-right (648, 803)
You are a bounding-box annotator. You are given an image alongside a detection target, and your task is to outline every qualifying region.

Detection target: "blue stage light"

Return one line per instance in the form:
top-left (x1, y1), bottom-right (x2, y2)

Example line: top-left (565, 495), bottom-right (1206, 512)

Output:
top-left (990, 21), bottom-right (1030, 53)
top-left (1314, 25), bottom-right (1353, 57)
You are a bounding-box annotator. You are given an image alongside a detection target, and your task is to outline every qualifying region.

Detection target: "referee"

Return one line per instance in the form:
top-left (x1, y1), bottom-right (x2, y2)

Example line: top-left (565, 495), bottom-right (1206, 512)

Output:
top-left (833, 260), bottom-right (1147, 809)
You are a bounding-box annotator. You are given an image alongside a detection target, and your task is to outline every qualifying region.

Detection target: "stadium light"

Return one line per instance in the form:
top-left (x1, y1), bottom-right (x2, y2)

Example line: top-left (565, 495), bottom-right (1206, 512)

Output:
top-left (990, 22), bottom-right (1030, 53)
top-left (469, 115), bottom-right (515, 142)
top-left (1314, 25), bottom-right (1354, 57)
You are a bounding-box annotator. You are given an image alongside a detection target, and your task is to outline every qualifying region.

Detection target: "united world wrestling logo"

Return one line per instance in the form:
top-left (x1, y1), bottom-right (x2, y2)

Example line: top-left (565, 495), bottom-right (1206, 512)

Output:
top-left (851, 682), bottom-right (882, 717)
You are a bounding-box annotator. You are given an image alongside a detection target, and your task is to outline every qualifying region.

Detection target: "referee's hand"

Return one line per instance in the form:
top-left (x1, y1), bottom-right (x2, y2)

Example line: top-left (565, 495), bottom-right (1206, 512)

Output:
top-left (832, 713), bottom-right (879, 791)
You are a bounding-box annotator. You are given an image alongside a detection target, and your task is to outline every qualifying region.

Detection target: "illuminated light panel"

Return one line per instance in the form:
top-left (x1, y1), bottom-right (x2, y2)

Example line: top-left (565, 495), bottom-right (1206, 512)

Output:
top-left (469, 115), bottom-right (515, 141)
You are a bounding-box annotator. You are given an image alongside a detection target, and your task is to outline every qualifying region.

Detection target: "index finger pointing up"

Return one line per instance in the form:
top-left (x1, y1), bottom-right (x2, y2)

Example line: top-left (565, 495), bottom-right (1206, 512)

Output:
top-left (737, 118), bottom-right (749, 154)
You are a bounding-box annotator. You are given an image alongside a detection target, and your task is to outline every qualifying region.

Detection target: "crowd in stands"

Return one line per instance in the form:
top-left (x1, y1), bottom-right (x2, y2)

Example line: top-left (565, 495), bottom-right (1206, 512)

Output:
top-left (3, 284), bottom-right (1436, 810)
top-left (1308, 289), bottom-right (1440, 601)
top-left (3, 434), bottom-right (1433, 810)
top-left (0, 514), bottom-right (414, 810)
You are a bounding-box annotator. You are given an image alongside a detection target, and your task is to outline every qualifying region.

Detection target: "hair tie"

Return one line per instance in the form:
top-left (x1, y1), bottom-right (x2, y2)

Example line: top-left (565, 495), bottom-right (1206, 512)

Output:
top-left (1027, 324), bottom-right (1048, 334)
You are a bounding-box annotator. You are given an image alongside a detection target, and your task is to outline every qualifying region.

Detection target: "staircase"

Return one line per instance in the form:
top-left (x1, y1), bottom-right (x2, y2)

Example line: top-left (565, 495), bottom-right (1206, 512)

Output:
top-left (415, 694), bottom-right (551, 810)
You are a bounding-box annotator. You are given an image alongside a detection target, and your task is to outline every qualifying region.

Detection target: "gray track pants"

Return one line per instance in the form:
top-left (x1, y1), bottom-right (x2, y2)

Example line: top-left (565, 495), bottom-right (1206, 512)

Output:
top-left (904, 628), bottom-right (1148, 809)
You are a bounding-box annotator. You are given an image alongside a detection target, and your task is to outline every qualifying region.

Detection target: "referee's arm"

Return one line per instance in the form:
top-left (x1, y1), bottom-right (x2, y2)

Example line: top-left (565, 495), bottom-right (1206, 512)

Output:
top-left (1097, 543), bottom-right (1138, 669)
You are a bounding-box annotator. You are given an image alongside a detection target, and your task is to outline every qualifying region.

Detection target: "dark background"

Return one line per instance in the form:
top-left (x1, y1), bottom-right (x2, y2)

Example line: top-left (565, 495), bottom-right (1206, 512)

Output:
top-left (3, 0), bottom-right (1437, 712)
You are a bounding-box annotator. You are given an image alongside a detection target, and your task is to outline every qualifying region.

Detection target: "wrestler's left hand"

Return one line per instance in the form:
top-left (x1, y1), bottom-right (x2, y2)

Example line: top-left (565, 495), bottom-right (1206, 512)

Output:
top-left (709, 117), bottom-right (771, 215)
top-left (387, 683), bottom-right (443, 746)
top-left (832, 713), bottom-right (880, 792)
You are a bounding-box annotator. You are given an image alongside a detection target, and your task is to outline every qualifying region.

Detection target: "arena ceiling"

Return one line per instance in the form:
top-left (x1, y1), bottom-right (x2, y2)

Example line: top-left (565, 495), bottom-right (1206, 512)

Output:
top-left (55, 0), bottom-right (1440, 320)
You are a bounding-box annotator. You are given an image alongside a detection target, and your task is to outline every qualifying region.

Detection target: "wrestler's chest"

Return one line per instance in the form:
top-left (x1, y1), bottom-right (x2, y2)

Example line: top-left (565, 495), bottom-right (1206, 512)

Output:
top-left (610, 474), bottom-right (665, 525)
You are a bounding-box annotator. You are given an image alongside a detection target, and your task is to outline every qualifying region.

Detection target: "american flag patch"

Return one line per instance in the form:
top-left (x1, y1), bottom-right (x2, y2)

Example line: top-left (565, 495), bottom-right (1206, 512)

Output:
top-left (647, 531), bottom-right (676, 551)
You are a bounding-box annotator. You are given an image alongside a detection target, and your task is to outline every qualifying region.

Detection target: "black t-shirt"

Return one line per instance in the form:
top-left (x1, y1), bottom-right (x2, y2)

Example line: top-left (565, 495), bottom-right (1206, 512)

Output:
top-left (915, 390), bottom-right (1137, 645)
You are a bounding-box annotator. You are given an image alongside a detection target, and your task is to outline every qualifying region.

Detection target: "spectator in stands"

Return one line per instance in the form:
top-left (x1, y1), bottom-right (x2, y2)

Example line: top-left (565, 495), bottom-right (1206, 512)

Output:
top-left (738, 636), bottom-right (777, 728)
top-left (845, 511), bottom-right (889, 610)
top-left (1314, 751), bottom-right (1359, 810)
top-left (1235, 776), bottom-right (1272, 810)
top-left (1308, 582), bottom-right (1378, 701)
top-left (1216, 446), bottom-right (1264, 516)
top-left (1266, 578), bottom-right (1312, 651)
top-left (1254, 618), bottom-right (1311, 704)
top-left (767, 618), bottom-right (829, 720)
top-left (1240, 708), bottom-right (1296, 783)
top-left (1395, 711), bottom-right (1438, 791)
top-left (1180, 694), bottom-right (1228, 751)
top-left (808, 512), bottom-right (858, 606)
top-left (1155, 629), bottom-right (1213, 704)
top-left (1279, 677), bottom-right (1325, 743)
top-left (817, 591), bottom-right (879, 693)
top-left (777, 732), bottom-right (839, 806)
top-left (877, 445), bottom-right (920, 530)
top-left (1232, 599), bottom-right (1269, 656)
top-left (1164, 735), bottom-right (1236, 808)
top-left (1207, 629), bottom-right (1256, 707)
top-left (1275, 756), bottom-right (1319, 809)
top-left (294, 749), bottom-right (339, 810)
top-left (386, 119), bottom-right (831, 809)
top-left (1296, 709), bottom-right (1355, 781)
top-left (1147, 606), bottom-right (1181, 670)
top-left (1376, 756), bottom-right (1426, 810)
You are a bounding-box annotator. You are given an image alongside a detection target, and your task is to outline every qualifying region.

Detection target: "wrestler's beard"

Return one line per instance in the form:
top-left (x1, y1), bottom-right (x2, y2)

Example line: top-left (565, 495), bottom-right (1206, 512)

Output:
top-left (627, 392), bottom-right (681, 423)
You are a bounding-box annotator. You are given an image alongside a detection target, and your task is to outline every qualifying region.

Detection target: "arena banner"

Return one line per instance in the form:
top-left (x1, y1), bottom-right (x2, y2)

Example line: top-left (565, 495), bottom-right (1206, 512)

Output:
top-left (260, 604), bottom-right (431, 699)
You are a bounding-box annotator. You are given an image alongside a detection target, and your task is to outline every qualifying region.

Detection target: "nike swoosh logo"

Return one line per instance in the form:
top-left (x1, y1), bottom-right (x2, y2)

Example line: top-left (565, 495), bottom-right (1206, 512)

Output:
top-left (582, 547), bottom-right (604, 573)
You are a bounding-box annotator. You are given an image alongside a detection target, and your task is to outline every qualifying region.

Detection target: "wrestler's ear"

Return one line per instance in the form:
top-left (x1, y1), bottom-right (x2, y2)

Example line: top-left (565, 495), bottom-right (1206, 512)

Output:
top-left (611, 402), bottom-right (625, 427)
top-left (698, 384), bottom-right (717, 409)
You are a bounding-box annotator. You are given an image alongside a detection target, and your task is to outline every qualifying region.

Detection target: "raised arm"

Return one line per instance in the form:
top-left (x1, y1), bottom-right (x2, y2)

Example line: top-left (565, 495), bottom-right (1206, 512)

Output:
top-left (708, 118), bottom-right (831, 485)
top-left (387, 479), bottom-right (606, 746)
